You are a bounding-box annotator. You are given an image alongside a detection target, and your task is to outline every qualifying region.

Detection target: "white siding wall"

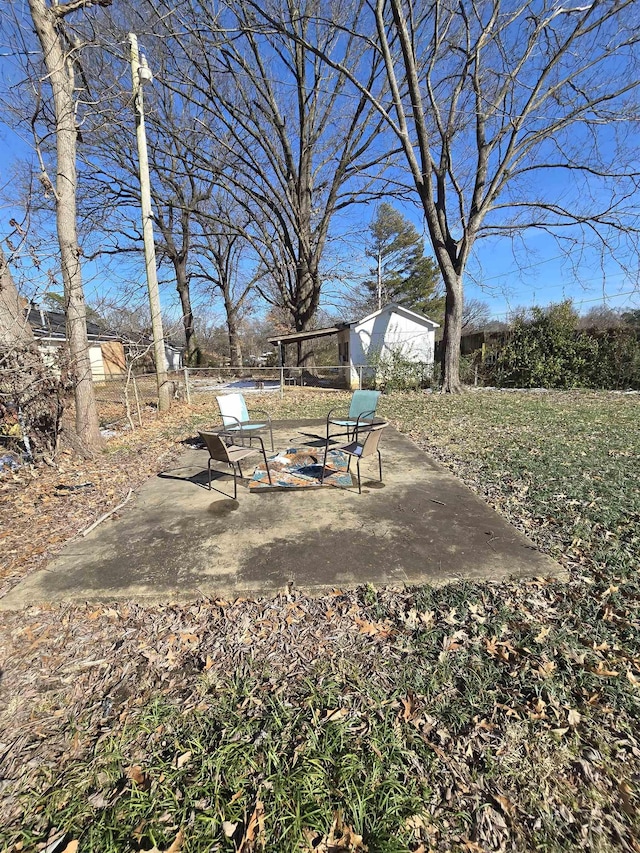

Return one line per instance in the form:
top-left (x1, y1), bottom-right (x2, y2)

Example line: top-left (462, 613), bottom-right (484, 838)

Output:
top-left (351, 311), bottom-right (435, 365)
top-left (89, 345), bottom-right (106, 380)
top-left (164, 346), bottom-right (184, 371)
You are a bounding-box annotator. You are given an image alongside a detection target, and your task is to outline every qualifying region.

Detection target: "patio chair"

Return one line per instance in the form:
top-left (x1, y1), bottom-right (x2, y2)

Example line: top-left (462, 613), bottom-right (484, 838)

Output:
top-left (326, 389), bottom-right (381, 441)
top-left (321, 420), bottom-right (388, 494)
top-left (199, 430), bottom-right (272, 499)
top-left (216, 393), bottom-right (274, 451)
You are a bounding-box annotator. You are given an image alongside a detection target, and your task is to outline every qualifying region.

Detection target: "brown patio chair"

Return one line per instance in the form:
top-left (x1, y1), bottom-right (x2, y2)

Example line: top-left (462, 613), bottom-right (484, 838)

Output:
top-left (199, 430), bottom-right (272, 499)
top-left (321, 420), bottom-right (388, 494)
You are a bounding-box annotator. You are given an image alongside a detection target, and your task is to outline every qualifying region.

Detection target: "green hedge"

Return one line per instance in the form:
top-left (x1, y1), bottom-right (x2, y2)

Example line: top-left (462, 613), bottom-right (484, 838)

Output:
top-left (491, 301), bottom-right (640, 390)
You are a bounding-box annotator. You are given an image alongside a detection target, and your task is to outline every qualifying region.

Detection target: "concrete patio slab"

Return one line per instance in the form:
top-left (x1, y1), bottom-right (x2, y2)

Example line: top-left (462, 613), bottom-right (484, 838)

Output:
top-left (0, 420), bottom-right (564, 609)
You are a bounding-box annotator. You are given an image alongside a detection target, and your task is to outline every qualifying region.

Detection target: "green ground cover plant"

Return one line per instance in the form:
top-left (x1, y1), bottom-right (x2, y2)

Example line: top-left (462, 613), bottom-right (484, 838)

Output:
top-left (1, 389), bottom-right (639, 852)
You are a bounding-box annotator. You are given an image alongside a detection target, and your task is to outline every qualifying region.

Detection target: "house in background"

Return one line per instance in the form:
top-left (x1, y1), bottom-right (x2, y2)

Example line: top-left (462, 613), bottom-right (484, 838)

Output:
top-left (122, 333), bottom-right (185, 373)
top-left (27, 306), bottom-right (185, 379)
top-left (268, 303), bottom-right (439, 389)
top-left (28, 306), bottom-right (126, 380)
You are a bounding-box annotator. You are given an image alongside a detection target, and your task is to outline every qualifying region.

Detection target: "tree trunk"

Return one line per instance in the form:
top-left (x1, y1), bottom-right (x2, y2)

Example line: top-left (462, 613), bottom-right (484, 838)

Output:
top-left (0, 248), bottom-right (64, 458)
top-left (291, 262), bottom-right (320, 371)
top-left (440, 272), bottom-right (464, 393)
top-left (0, 250), bottom-right (35, 351)
top-left (28, 0), bottom-right (103, 449)
top-left (174, 257), bottom-right (200, 365)
top-left (225, 301), bottom-right (242, 368)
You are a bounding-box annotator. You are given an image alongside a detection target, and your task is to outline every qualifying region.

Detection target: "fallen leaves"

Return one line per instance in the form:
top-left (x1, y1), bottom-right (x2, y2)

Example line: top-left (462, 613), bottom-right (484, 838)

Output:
top-left (304, 812), bottom-right (366, 853)
top-left (353, 617), bottom-right (395, 639)
top-left (1, 391), bottom-right (640, 852)
top-left (148, 828), bottom-right (184, 853)
top-left (126, 764), bottom-right (149, 788)
top-left (567, 708), bottom-right (581, 727)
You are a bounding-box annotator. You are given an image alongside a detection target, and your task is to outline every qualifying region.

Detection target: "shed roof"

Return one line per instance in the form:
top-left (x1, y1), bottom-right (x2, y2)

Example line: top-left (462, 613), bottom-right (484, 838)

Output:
top-left (267, 323), bottom-right (351, 346)
top-left (355, 303), bottom-right (440, 330)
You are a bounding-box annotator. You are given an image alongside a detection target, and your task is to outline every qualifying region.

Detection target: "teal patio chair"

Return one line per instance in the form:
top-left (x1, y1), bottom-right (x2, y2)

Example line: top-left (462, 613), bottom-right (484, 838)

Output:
top-left (216, 393), bottom-right (274, 451)
top-left (326, 389), bottom-right (381, 441)
top-left (321, 420), bottom-right (388, 494)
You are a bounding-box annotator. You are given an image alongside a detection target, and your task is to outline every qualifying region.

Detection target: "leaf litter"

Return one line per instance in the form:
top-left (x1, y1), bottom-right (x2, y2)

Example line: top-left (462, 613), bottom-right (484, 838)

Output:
top-left (0, 390), bottom-right (639, 851)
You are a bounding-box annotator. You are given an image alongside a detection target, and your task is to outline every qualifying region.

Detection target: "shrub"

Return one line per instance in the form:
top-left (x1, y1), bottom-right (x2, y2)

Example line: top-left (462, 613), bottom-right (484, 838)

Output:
top-left (495, 302), bottom-right (588, 388)
top-left (588, 328), bottom-right (640, 390)
top-left (367, 346), bottom-right (433, 391)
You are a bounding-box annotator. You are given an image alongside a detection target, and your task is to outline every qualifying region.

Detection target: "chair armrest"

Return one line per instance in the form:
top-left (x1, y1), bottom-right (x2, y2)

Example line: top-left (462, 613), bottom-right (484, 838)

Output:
top-left (220, 414), bottom-right (243, 429)
top-left (249, 408), bottom-right (272, 424)
top-left (326, 407), bottom-right (350, 438)
top-left (251, 434), bottom-right (268, 452)
top-left (327, 407), bottom-right (350, 419)
top-left (354, 410), bottom-right (376, 429)
top-left (353, 419), bottom-right (388, 441)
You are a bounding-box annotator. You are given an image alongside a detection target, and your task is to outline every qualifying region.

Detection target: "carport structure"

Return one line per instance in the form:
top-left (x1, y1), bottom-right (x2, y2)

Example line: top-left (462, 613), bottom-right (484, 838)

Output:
top-left (0, 420), bottom-right (564, 609)
top-left (268, 324), bottom-right (350, 381)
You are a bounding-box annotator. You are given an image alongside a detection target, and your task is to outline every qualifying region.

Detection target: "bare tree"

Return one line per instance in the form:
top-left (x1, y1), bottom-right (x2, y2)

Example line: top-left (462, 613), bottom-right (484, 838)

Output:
top-left (192, 194), bottom-right (264, 368)
top-left (462, 298), bottom-right (492, 333)
top-left (251, 0), bottom-right (640, 391)
top-left (579, 305), bottom-right (624, 330)
top-left (142, 0), bottom-right (393, 360)
top-left (26, 0), bottom-right (111, 446)
top-left (76, 18), bottom-right (223, 367)
top-left (0, 245), bottom-right (64, 459)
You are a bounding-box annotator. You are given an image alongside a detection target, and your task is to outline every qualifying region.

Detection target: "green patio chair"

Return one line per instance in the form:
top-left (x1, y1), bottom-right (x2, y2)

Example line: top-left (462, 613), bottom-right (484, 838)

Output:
top-left (199, 430), bottom-right (272, 499)
top-left (326, 389), bottom-right (381, 441)
top-left (216, 393), bottom-right (274, 451)
top-left (321, 420), bottom-right (388, 494)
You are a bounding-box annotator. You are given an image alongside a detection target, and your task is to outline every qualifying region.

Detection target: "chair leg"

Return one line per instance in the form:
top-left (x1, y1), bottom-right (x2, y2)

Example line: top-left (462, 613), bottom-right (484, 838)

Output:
top-left (321, 438), bottom-right (330, 484)
top-left (261, 447), bottom-right (272, 485)
top-left (356, 458), bottom-right (362, 494)
top-left (268, 424), bottom-right (274, 452)
top-left (207, 458), bottom-right (212, 490)
top-left (232, 465), bottom-right (237, 500)
top-left (378, 449), bottom-right (383, 482)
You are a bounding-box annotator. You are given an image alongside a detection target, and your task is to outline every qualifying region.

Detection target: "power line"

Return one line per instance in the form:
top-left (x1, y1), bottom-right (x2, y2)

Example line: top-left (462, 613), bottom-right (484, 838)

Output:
top-left (488, 289), bottom-right (639, 319)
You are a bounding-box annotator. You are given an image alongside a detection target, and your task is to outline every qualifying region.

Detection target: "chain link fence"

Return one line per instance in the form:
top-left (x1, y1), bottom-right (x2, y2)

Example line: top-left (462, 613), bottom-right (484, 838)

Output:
top-left (91, 361), bottom-right (435, 430)
top-left (183, 365), bottom-right (373, 395)
top-left (93, 371), bottom-right (188, 429)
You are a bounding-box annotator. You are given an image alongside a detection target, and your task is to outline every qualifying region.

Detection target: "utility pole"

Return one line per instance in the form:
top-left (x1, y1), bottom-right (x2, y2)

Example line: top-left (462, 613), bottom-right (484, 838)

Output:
top-left (129, 32), bottom-right (171, 412)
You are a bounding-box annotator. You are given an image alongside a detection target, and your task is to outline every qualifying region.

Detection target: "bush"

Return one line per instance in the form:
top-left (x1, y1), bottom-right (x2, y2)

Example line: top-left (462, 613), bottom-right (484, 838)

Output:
top-left (589, 328), bottom-right (640, 390)
top-left (367, 347), bottom-right (433, 391)
top-left (492, 300), bottom-right (640, 390)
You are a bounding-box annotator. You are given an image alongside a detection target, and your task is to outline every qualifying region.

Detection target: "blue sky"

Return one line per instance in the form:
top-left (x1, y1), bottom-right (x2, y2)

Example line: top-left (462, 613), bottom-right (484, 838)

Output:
top-left (2, 0), bottom-right (639, 329)
top-left (329, 198), bottom-right (640, 323)
top-left (2, 102), bottom-right (638, 326)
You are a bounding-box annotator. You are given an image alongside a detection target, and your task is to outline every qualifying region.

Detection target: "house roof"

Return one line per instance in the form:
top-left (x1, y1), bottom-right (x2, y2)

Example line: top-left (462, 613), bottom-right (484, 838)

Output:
top-left (121, 332), bottom-right (185, 352)
top-left (27, 307), bottom-right (185, 351)
top-left (355, 303), bottom-right (440, 330)
top-left (268, 304), bottom-right (440, 346)
top-left (27, 308), bottom-right (120, 342)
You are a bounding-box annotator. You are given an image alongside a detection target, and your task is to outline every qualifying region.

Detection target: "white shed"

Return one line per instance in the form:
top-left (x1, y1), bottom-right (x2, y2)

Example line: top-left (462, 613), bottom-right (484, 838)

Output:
top-left (341, 303), bottom-right (439, 388)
